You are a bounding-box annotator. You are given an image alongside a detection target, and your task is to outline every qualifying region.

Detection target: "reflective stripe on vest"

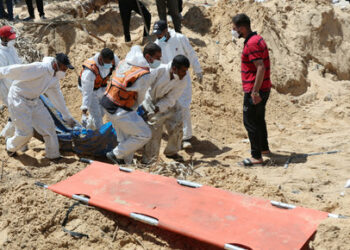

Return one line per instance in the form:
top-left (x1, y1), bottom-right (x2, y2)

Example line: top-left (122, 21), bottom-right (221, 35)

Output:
top-left (79, 59), bottom-right (115, 90)
top-left (105, 60), bottom-right (149, 109)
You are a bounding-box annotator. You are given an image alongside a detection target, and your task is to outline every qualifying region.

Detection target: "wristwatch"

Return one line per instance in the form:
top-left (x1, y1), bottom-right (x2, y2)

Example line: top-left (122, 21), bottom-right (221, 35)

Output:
top-left (251, 92), bottom-right (259, 96)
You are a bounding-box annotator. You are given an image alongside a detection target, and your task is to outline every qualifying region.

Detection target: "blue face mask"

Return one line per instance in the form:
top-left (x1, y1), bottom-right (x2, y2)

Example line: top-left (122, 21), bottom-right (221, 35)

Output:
top-left (158, 36), bottom-right (167, 42)
top-left (150, 59), bottom-right (161, 69)
top-left (103, 63), bottom-right (112, 69)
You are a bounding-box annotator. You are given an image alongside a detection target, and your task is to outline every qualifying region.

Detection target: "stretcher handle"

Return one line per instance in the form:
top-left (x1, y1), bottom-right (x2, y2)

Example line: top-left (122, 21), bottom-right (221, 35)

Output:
top-left (130, 213), bottom-right (159, 226)
top-left (79, 158), bottom-right (93, 164)
top-left (270, 201), bottom-right (296, 209)
top-left (177, 180), bottom-right (202, 188)
top-left (328, 213), bottom-right (348, 219)
top-left (224, 244), bottom-right (249, 250)
top-left (72, 194), bottom-right (90, 204)
top-left (35, 182), bottom-right (48, 189)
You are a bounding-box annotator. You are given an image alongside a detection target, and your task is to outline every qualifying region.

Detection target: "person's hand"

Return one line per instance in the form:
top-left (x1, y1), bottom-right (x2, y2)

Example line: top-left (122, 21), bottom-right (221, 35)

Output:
top-left (65, 118), bottom-right (76, 128)
top-left (251, 92), bottom-right (262, 105)
top-left (196, 72), bottom-right (203, 84)
top-left (143, 99), bottom-right (157, 114)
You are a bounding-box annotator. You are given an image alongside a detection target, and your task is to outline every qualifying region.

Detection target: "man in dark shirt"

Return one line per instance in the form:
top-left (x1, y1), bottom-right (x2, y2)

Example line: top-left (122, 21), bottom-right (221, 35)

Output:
top-left (232, 13), bottom-right (272, 166)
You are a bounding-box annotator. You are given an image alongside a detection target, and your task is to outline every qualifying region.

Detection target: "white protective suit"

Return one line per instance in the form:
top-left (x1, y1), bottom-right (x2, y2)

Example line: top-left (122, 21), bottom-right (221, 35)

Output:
top-left (79, 53), bottom-right (119, 129)
top-left (104, 46), bottom-right (158, 164)
top-left (0, 43), bottom-right (22, 139)
top-left (141, 62), bottom-right (187, 164)
top-left (0, 57), bottom-right (73, 159)
top-left (155, 29), bottom-right (202, 140)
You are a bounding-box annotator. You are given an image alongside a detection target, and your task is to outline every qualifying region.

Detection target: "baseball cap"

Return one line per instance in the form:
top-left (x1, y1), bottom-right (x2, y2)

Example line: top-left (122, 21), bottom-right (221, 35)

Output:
top-left (152, 20), bottom-right (168, 35)
top-left (56, 53), bottom-right (74, 69)
top-left (0, 26), bottom-right (16, 40)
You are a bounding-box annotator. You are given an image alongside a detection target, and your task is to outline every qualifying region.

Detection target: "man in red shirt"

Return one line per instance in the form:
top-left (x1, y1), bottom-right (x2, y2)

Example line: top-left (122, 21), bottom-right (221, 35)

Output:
top-left (232, 13), bottom-right (271, 166)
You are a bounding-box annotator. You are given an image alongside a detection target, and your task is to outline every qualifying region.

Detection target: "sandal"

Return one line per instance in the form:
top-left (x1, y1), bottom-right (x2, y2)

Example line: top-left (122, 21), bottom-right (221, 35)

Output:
top-left (240, 158), bottom-right (263, 167)
top-left (262, 150), bottom-right (271, 156)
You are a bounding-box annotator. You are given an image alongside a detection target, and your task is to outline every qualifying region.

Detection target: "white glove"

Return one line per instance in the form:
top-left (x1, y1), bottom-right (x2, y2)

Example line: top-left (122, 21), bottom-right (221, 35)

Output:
top-left (142, 98), bottom-right (157, 114)
top-left (196, 72), bottom-right (203, 84)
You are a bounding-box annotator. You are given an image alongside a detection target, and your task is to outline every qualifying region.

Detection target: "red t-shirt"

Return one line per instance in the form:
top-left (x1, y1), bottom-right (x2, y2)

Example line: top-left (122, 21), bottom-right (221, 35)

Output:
top-left (241, 32), bottom-right (271, 93)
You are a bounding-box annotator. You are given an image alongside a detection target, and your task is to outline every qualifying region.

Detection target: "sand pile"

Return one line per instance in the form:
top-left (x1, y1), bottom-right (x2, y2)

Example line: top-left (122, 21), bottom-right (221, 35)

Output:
top-left (1, 0), bottom-right (350, 249)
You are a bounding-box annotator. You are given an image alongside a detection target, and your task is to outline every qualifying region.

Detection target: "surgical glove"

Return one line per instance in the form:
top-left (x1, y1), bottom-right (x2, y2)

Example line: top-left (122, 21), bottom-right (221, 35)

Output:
top-left (65, 118), bottom-right (76, 128)
top-left (196, 72), bottom-right (203, 84)
top-left (142, 99), bottom-right (157, 114)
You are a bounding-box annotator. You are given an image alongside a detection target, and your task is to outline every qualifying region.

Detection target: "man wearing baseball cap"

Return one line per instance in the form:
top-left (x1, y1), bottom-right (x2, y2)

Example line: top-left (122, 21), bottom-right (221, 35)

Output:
top-left (152, 20), bottom-right (203, 149)
top-left (0, 52), bottom-right (75, 160)
top-left (0, 25), bottom-right (22, 140)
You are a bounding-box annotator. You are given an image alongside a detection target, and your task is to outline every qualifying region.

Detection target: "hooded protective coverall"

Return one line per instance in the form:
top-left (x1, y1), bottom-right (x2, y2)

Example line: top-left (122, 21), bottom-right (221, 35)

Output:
top-left (79, 53), bottom-right (119, 129)
top-left (0, 57), bottom-right (73, 159)
top-left (0, 42), bottom-right (22, 139)
top-left (155, 28), bottom-right (202, 141)
top-left (102, 46), bottom-right (158, 164)
top-left (141, 62), bottom-right (187, 164)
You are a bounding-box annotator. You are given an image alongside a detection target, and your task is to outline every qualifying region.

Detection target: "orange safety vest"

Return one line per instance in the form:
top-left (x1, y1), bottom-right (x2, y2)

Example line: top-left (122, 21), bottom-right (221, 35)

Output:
top-left (104, 60), bottom-right (149, 109)
top-left (78, 59), bottom-right (115, 90)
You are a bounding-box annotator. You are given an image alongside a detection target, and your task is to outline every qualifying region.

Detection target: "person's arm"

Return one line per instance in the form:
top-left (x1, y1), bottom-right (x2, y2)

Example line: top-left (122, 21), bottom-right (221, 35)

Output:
top-left (128, 67), bottom-right (163, 107)
top-left (180, 35), bottom-right (202, 75)
top-left (45, 80), bottom-right (73, 121)
top-left (0, 63), bottom-right (43, 81)
top-left (247, 40), bottom-right (266, 104)
top-left (156, 77), bottom-right (187, 113)
top-left (80, 70), bottom-right (96, 113)
top-left (251, 59), bottom-right (265, 104)
top-left (114, 54), bottom-right (120, 66)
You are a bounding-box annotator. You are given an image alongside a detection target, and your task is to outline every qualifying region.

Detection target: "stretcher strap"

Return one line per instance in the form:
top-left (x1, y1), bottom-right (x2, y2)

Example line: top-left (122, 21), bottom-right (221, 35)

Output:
top-left (62, 202), bottom-right (89, 239)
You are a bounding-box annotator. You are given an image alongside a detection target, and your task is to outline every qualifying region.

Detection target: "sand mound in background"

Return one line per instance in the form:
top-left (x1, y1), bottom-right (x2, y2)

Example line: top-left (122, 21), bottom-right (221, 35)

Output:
top-left (1, 0), bottom-right (350, 249)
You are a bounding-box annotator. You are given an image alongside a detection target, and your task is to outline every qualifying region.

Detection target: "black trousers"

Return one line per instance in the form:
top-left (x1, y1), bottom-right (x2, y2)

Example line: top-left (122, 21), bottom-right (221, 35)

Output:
top-left (178, 0), bottom-right (183, 13)
top-left (243, 91), bottom-right (270, 159)
top-left (156, 0), bottom-right (181, 33)
top-left (0, 0), bottom-right (13, 19)
top-left (25, 0), bottom-right (44, 18)
top-left (118, 0), bottom-right (151, 42)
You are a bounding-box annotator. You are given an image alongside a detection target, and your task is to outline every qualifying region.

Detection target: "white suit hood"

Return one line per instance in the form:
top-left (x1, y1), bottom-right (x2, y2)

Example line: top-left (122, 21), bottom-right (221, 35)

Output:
top-left (125, 46), bottom-right (149, 68)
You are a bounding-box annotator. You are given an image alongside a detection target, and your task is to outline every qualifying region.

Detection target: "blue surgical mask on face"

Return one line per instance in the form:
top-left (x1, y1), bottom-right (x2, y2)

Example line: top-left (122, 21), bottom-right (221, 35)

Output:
top-left (150, 59), bottom-right (161, 69)
top-left (103, 63), bottom-right (112, 69)
top-left (158, 36), bottom-right (167, 42)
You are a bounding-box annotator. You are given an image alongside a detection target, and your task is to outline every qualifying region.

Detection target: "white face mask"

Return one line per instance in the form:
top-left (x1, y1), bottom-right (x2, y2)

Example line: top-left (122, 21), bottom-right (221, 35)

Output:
top-left (158, 36), bottom-right (167, 43)
top-left (103, 63), bottom-right (113, 69)
top-left (150, 59), bottom-right (161, 69)
top-left (231, 30), bottom-right (240, 40)
top-left (56, 71), bottom-right (66, 80)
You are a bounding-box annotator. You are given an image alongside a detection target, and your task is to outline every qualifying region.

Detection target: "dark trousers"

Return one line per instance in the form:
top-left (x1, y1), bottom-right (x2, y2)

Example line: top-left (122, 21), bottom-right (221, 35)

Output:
top-left (25, 0), bottom-right (44, 18)
top-left (0, 0), bottom-right (13, 19)
top-left (118, 0), bottom-right (151, 42)
top-left (243, 91), bottom-right (270, 159)
top-left (178, 0), bottom-right (183, 13)
top-left (156, 0), bottom-right (181, 33)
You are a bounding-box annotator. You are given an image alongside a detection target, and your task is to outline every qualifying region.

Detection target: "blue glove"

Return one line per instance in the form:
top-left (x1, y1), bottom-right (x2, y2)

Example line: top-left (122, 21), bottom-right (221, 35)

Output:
top-left (137, 105), bottom-right (148, 122)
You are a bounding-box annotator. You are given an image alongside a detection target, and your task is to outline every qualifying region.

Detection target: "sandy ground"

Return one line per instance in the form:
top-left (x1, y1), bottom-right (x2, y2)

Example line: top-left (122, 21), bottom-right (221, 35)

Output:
top-left (1, 0), bottom-right (350, 249)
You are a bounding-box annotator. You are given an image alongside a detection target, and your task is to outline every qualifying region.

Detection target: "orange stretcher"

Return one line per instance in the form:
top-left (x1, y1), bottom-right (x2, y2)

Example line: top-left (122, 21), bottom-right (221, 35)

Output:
top-left (41, 160), bottom-right (334, 249)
